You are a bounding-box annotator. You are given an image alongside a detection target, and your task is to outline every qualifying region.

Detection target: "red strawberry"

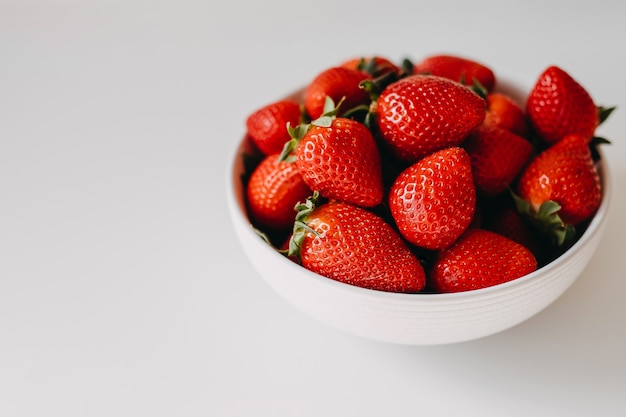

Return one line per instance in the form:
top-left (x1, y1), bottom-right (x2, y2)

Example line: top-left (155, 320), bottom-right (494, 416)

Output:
top-left (484, 203), bottom-right (545, 261)
top-left (246, 100), bottom-right (303, 155)
top-left (388, 147), bottom-right (476, 250)
top-left (304, 66), bottom-right (371, 120)
top-left (432, 228), bottom-right (537, 293)
top-left (340, 56), bottom-right (401, 77)
top-left (282, 109), bottom-right (384, 208)
top-left (463, 124), bottom-right (533, 196)
top-left (414, 54), bottom-right (496, 91)
top-left (517, 133), bottom-right (601, 228)
top-left (483, 92), bottom-right (529, 137)
top-left (246, 153), bottom-right (312, 231)
top-left (375, 74), bottom-right (486, 162)
top-left (288, 194), bottom-right (426, 293)
top-left (526, 65), bottom-right (598, 144)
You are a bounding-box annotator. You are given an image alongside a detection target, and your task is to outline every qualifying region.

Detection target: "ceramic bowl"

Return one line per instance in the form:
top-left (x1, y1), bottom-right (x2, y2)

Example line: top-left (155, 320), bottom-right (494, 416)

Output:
top-left (226, 81), bottom-right (611, 345)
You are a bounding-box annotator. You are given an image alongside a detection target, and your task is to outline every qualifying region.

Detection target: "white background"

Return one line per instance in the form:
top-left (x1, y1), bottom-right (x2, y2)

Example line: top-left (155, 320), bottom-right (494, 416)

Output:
top-left (1, 0), bottom-right (625, 416)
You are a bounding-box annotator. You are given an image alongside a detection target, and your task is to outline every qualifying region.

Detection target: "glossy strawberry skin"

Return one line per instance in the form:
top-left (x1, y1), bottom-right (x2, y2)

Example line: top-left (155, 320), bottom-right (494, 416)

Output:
top-left (483, 92), bottom-right (529, 137)
top-left (304, 66), bottom-right (371, 120)
top-left (300, 201), bottom-right (426, 293)
top-left (375, 74), bottom-right (486, 162)
top-left (517, 133), bottom-right (601, 225)
top-left (463, 125), bottom-right (533, 197)
top-left (296, 118), bottom-right (384, 208)
top-left (246, 153), bottom-right (312, 231)
top-left (414, 54), bottom-right (496, 91)
top-left (432, 229), bottom-right (537, 293)
top-left (526, 66), bottom-right (598, 144)
top-left (246, 100), bottom-right (302, 155)
top-left (388, 147), bottom-right (476, 250)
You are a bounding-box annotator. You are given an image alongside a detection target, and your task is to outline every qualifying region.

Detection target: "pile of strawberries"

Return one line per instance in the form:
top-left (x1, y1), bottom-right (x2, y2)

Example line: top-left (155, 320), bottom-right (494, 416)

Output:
top-left (240, 54), bottom-right (614, 294)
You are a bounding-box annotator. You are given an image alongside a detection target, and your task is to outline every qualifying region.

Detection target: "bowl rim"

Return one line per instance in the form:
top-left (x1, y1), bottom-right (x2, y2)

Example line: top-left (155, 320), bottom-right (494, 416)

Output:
top-left (226, 79), bottom-right (611, 302)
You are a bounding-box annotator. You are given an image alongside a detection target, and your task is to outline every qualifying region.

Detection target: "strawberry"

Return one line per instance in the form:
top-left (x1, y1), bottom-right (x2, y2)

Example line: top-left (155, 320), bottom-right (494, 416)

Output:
top-left (516, 133), bottom-right (602, 240)
top-left (484, 201), bottom-right (546, 262)
top-left (287, 193), bottom-right (426, 293)
top-left (483, 92), bottom-right (529, 137)
top-left (246, 153), bottom-right (313, 231)
top-left (432, 228), bottom-right (537, 293)
top-left (238, 54), bottom-right (616, 296)
top-left (281, 101), bottom-right (384, 208)
top-left (526, 65), bottom-right (599, 144)
top-left (414, 54), bottom-right (496, 91)
top-left (340, 56), bottom-right (401, 77)
top-left (246, 99), bottom-right (303, 155)
top-left (374, 74), bottom-right (486, 162)
top-left (463, 124), bottom-right (533, 197)
top-left (486, 204), bottom-right (536, 247)
top-left (388, 147), bottom-right (476, 250)
top-left (304, 66), bottom-right (371, 120)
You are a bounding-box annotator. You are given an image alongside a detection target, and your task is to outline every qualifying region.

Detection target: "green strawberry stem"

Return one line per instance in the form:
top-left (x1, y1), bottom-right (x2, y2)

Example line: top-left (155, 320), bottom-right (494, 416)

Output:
top-left (591, 136), bottom-right (612, 146)
top-left (283, 191), bottom-right (322, 259)
top-left (358, 72), bottom-right (404, 130)
top-left (278, 96), bottom-right (345, 163)
top-left (511, 191), bottom-right (575, 247)
top-left (279, 123), bottom-right (306, 163)
top-left (598, 105), bottom-right (616, 125)
top-left (354, 62), bottom-right (419, 128)
top-left (355, 57), bottom-right (390, 77)
top-left (399, 58), bottom-right (414, 76)
top-left (355, 57), bottom-right (372, 74)
top-left (591, 105), bottom-right (616, 151)
top-left (359, 70), bottom-right (399, 102)
top-left (341, 104), bottom-right (371, 120)
top-left (469, 79), bottom-right (488, 99)
top-left (589, 135), bottom-right (611, 161)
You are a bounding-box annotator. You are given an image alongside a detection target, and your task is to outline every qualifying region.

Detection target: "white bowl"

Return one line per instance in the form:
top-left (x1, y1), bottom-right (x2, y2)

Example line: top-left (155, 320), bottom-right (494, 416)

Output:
top-left (226, 83), bottom-right (611, 345)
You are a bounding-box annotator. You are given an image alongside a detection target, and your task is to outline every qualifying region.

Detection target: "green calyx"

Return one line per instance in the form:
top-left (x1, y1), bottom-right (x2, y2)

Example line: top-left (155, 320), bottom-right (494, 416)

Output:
top-left (359, 70), bottom-right (399, 101)
top-left (357, 69), bottom-right (404, 129)
top-left (278, 97), bottom-right (343, 163)
top-left (598, 105), bottom-right (616, 125)
top-left (399, 58), bottom-right (414, 76)
top-left (282, 191), bottom-right (321, 259)
top-left (355, 57), bottom-right (386, 77)
top-left (278, 123), bottom-right (307, 163)
top-left (511, 191), bottom-right (575, 247)
top-left (589, 125), bottom-right (613, 160)
top-left (469, 78), bottom-right (488, 99)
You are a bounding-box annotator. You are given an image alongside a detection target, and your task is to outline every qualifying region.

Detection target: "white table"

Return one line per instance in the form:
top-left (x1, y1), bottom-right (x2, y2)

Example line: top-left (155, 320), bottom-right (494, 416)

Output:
top-left (1, 1), bottom-right (625, 416)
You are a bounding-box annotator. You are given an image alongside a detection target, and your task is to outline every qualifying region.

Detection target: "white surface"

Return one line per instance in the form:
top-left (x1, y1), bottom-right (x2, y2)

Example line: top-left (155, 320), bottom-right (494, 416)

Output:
top-left (1, 1), bottom-right (625, 416)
